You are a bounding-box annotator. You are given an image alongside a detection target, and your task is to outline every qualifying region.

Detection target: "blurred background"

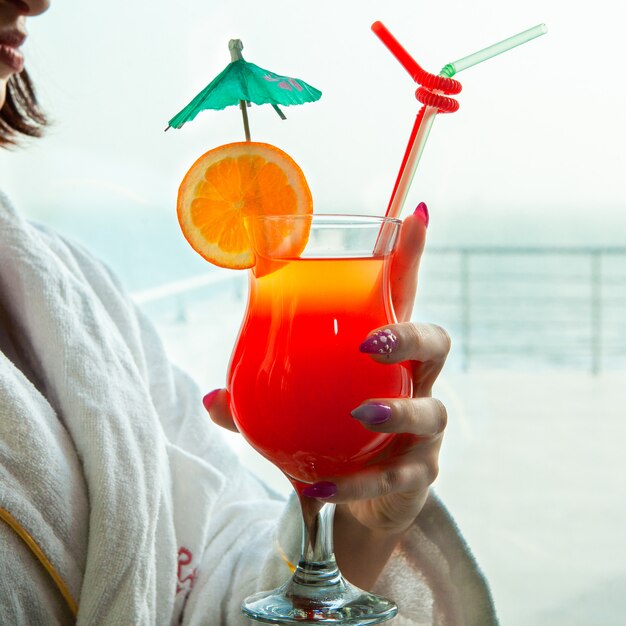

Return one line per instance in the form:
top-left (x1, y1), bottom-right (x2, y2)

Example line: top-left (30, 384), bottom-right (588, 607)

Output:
top-left (1, 0), bottom-right (625, 624)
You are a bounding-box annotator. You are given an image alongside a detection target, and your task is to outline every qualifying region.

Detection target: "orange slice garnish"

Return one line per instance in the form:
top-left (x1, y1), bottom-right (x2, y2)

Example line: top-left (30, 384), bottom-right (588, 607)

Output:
top-left (177, 141), bottom-right (313, 269)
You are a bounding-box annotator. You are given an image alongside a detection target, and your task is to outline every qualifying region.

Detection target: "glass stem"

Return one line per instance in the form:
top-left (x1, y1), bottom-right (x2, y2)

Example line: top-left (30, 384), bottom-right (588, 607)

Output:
top-left (292, 496), bottom-right (342, 590)
top-left (241, 492), bottom-right (398, 622)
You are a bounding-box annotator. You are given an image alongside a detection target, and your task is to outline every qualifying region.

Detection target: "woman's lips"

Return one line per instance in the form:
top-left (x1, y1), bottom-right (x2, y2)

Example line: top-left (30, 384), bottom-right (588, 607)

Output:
top-left (0, 43), bottom-right (24, 72)
top-left (0, 30), bottom-right (26, 73)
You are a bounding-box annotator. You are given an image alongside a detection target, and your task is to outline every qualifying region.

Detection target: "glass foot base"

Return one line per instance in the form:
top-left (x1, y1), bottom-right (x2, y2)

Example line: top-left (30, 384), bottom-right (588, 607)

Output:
top-left (242, 580), bottom-right (398, 624)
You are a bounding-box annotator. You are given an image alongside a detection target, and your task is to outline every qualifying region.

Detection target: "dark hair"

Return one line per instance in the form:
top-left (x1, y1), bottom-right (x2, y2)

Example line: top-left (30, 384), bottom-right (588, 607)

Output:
top-left (0, 69), bottom-right (48, 147)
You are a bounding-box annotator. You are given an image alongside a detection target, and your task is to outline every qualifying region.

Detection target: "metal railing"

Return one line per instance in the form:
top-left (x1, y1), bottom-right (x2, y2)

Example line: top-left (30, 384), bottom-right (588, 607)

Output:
top-left (419, 246), bottom-right (626, 373)
top-left (135, 246), bottom-right (626, 373)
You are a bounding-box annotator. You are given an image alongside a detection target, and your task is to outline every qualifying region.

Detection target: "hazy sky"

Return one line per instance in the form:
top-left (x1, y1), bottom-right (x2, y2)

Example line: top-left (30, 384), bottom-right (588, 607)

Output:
top-left (1, 0), bottom-right (625, 241)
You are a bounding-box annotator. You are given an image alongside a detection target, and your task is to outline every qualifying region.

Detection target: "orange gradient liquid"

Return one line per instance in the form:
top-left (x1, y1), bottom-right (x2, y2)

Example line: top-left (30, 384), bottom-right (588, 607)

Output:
top-left (228, 256), bottom-right (412, 484)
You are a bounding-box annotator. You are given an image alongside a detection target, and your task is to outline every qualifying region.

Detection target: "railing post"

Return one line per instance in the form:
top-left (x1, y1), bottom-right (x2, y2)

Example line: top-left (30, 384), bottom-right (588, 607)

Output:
top-left (460, 249), bottom-right (471, 372)
top-left (591, 250), bottom-right (602, 375)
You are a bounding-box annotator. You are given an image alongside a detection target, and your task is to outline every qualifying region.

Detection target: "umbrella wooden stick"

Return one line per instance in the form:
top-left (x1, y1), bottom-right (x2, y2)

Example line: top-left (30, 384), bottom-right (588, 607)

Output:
top-left (239, 99), bottom-right (251, 141)
top-left (229, 40), bottom-right (252, 141)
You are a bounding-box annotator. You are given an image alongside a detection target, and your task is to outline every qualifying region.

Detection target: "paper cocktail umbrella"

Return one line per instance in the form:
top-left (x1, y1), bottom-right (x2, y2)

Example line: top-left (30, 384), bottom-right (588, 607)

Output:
top-left (166, 39), bottom-right (322, 140)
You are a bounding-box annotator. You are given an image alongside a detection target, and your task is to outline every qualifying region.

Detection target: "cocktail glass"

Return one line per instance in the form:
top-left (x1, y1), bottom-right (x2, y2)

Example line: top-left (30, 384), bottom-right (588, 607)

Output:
top-left (227, 214), bottom-right (412, 624)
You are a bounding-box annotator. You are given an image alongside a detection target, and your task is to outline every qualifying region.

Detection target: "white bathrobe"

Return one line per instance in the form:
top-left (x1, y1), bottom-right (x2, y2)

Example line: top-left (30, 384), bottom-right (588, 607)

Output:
top-left (0, 192), bottom-right (498, 626)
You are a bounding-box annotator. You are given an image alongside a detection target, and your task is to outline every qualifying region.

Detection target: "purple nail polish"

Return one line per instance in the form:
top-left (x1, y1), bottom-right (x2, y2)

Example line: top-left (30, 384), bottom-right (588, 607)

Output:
top-left (302, 481), bottom-right (337, 500)
top-left (414, 202), bottom-right (429, 228)
top-left (359, 329), bottom-right (399, 355)
top-left (351, 403), bottom-right (392, 425)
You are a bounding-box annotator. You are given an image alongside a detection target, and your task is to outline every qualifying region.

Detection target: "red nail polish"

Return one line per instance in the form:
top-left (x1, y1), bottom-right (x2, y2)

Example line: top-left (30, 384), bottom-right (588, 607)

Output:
top-left (413, 202), bottom-right (429, 228)
top-left (202, 389), bottom-right (221, 412)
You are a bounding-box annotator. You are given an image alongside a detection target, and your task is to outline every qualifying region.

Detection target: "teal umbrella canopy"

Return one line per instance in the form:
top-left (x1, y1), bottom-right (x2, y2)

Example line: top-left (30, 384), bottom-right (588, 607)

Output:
top-left (167, 39), bottom-right (322, 139)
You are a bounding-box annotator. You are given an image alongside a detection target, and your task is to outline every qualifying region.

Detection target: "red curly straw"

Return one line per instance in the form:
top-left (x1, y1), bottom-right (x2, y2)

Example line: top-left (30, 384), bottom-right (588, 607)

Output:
top-left (371, 22), bottom-right (462, 214)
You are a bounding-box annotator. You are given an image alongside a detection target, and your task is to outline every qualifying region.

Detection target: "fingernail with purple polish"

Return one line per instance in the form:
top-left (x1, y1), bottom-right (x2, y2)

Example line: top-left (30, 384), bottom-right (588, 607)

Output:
top-left (302, 481), bottom-right (337, 500)
top-left (359, 329), bottom-right (399, 355)
top-left (414, 202), bottom-right (429, 228)
top-left (351, 403), bottom-right (392, 425)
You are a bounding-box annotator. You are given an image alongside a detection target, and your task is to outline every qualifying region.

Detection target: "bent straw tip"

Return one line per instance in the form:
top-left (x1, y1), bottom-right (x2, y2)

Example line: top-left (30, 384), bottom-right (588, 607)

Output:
top-left (371, 21), bottom-right (388, 35)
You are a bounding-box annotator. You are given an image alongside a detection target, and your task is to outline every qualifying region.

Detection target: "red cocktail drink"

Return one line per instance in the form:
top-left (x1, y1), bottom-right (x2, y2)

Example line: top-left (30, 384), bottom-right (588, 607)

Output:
top-left (229, 215), bottom-right (405, 623)
top-left (228, 255), bottom-right (412, 484)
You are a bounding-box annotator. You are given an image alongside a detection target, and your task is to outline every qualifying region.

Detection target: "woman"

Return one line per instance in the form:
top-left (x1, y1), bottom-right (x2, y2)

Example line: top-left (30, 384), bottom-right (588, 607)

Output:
top-left (0, 0), bottom-right (497, 624)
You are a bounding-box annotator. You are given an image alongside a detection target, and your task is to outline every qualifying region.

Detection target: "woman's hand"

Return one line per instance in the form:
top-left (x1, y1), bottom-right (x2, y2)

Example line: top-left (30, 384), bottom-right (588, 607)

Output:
top-left (321, 204), bottom-right (451, 587)
top-left (330, 317), bottom-right (450, 588)
top-left (333, 319), bottom-right (450, 520)
top-left (335, 204), bottom-right (448, 530)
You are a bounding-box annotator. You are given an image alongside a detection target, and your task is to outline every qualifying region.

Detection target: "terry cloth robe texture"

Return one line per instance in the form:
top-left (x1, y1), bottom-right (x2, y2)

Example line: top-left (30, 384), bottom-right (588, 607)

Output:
top-left (0, 191), bottom-right (498, 625)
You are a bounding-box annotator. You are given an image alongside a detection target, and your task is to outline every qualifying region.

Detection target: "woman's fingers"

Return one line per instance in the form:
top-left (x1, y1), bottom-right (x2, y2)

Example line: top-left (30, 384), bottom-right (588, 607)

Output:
top-left (351, 397), bottom-right (448, 437)
top-left (360, 322), bottom-right (451, 397)
top-left (360, 322), bottom-right (451, 367)
top-left (390, 205), bottom-right (428, 322)
top-left (304, 396), bottom-right (446, 504)
top-left (314, 448), bottom-right (440, 505)
top-left (202, 388), bottom-right (240, 433)
top-left (359, 322), bottom-right (451, 365)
